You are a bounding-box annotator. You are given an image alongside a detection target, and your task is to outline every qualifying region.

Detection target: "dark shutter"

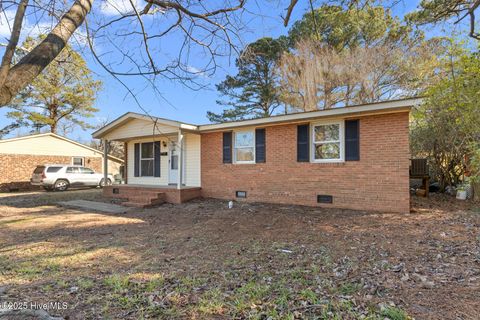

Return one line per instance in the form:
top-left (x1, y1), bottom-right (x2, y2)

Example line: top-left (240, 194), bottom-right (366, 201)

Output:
top-left (345, 119), bottom-right (360, 161)
top-left (297, 124), bottom-right (310, 162)
top-left (134, 143), bottom-right (140, 177)
top-left (154, 141), bottom-right (161, 177)
top-left (255, 128), bottom-right (266, 163)
top-left (223, 132), bottom-right (232, 163)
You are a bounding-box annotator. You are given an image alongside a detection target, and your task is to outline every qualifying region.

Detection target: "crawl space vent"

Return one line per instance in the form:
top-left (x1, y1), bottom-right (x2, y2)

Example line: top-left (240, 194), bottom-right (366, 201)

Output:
top-left (236, 191), bottom-right (247, 198)
top-left (317, 195), bottom-right (333, 204)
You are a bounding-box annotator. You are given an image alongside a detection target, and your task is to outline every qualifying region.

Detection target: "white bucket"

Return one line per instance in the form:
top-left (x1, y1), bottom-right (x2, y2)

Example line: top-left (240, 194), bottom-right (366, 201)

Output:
top-left (456, 190), bottom-right (467, 200)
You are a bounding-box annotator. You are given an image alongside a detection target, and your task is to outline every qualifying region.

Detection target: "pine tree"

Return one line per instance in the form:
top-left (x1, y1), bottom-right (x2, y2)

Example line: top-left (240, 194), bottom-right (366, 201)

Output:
top-left (6, 36), bottom-right (102, 134)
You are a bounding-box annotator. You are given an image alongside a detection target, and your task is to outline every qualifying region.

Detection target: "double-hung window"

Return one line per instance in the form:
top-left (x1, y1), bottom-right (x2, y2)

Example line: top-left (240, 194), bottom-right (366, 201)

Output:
top-left (72, 157), bottom-right (84, 166)
top-left (140, 142), bottom-right (154, 176)
top-left (312, 121), bottom-right (344, 162)
top-left (234, 130), bottom-right (255, 163)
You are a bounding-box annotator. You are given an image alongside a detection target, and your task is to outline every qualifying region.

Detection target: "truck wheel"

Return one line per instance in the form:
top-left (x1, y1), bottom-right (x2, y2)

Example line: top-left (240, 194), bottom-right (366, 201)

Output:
top-left (54, 179), bottom-right (69, 191)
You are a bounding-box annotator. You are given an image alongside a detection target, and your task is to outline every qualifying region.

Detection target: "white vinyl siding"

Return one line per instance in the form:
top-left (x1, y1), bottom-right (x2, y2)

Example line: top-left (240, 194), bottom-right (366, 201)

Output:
top-left (0, 135), bottom-right (102, 157)
top-left (103, 118), bottom-right (179, 141)
top-left (126, 133), bottom-right (201, 187)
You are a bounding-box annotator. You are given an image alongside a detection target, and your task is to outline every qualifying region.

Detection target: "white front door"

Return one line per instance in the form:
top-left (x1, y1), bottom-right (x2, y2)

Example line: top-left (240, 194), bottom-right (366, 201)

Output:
top-left (169, 142), bottom-right (179, 184)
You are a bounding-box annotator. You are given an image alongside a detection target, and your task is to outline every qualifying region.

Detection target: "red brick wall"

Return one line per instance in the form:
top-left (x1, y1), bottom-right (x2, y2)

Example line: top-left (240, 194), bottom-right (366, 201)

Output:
top-left (200, 112), bottom-right (410, 213)
top-left (0, 154), bottom-right (102, 192)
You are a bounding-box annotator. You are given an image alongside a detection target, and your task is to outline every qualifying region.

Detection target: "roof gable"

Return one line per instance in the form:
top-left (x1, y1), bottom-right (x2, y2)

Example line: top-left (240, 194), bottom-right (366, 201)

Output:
top-left (92, 112), bottom-right (197, 139)
top-left (0, 133), bottom-right (123, 162)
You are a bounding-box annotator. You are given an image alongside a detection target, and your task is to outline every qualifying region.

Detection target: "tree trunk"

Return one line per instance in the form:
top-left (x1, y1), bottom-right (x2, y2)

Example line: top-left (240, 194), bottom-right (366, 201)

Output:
top-left (0, 0), bottom-right (93, 106)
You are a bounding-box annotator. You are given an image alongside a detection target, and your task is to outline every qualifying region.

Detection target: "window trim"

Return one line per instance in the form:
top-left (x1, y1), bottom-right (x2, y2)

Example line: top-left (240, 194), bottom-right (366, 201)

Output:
top-left (233, 129), bottom-right (256, 164)
top-left (140, 142), bottom-right (155, 177)
top-left (71, 157), bottom-right (84, 166)
top-left (311, 120), bottom-right (345, 163)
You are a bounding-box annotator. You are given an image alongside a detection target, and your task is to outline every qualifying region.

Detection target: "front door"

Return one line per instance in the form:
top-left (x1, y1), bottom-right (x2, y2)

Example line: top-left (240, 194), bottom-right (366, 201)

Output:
top-left (169, 142), bottom-right (179, 184)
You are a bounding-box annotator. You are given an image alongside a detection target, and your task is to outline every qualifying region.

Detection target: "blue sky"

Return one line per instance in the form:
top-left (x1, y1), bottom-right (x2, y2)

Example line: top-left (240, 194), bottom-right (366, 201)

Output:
top-left (0, 1), bottom-right (461, 142)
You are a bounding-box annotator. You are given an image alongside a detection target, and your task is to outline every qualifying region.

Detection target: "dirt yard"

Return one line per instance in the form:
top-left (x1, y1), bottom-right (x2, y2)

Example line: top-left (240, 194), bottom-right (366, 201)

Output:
top-left (0, 190), bottom-right (479, 320)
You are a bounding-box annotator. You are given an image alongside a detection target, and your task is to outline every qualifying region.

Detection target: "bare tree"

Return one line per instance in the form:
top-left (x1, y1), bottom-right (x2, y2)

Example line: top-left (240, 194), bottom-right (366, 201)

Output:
top-left (0, 0), bottom-right (250, 107)
top-left (277, 39), bottom-right (442, 111)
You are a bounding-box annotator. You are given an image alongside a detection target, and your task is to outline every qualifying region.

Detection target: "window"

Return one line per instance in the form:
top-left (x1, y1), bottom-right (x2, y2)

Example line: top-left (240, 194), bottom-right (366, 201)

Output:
top-left (312, 121), bottom-right (344, 162)
top-left (72, 157), bottom-right (84, 166)
top-left (66, 167), bottom-right (80, 174)
top-left (46, 166), bottom-right (62, 173)
top-left (80, 167), bottom-right (94, 174)
top-left (140, 142), bottom-right (154, 176)
top-left (234, 130), bottom-right (255, 163)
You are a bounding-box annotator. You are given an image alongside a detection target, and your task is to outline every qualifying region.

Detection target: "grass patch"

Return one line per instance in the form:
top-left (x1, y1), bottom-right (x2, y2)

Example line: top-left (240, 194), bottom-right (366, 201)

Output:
top-left (104, 274), bottom-right (130, 293)
top-left (0, 217), bottom-right (38, 225)
top-left (338, 282), bottom-right (361, 295)
top-left (381, 306), bottom-right (409, 320)
top-left (17, 265), bottom-right (43, 279)
top-left (77, 278), bottom-right (95, 290)
top-left (198, 288), bottom-right (225, 315)
top-left (299, 288), bottom-right (319, 304)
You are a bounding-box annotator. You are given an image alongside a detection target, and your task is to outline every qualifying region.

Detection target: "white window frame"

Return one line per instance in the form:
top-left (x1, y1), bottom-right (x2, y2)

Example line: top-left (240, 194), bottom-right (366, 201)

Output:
top-left (140, 142), bottom-right (155, 177)
top-left (233, 130), bottom-right (255, 164)
top-left (71, 157), bottom-right (84, 166)
top-left (311, 120), bottom-right (345, 163)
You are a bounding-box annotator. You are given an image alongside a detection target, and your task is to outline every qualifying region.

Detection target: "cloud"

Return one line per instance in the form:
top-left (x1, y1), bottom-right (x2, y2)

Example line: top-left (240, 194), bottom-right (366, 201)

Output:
top-left (0, 10), bottom-right (15, 38)
top-left (0, 9), bottom-right (53, 40)
top-left (185, 65), bottom-right (210, 79)
top-left (0, 9), bottom-right (87, 50)
top-left (99, 0), bottom-right (143, 16)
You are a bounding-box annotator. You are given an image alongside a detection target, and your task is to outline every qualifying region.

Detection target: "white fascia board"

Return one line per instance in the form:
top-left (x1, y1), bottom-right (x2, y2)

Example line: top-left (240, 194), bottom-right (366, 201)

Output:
top-left (198, 98), bottom-right (422, 132)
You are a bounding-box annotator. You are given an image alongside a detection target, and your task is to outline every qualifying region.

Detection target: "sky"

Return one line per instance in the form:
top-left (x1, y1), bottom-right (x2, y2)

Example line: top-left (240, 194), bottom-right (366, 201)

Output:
top-left (0, 0), bottom-right (461, 142)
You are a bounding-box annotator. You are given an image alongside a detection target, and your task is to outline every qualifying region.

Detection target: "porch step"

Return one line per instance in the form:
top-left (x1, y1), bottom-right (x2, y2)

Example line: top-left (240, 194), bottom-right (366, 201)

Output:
top-left (123, 201), bottom-right (152, 208)
top-left (124, 192), bottom-right (166, 208)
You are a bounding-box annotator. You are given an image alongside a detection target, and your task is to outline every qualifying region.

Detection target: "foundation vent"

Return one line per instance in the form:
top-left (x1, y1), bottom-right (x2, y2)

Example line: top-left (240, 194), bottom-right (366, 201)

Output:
top-left (236, 191), bottom-right (247, 198)
top-left (317, 195), bottom-right (333, 204)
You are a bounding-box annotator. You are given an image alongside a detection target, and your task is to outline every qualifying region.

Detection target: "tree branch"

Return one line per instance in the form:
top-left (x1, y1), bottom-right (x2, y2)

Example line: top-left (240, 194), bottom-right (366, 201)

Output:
top-left (0, 0), bottom-right (93, 106)
top-left (0, 0), bottom-right (28, 88)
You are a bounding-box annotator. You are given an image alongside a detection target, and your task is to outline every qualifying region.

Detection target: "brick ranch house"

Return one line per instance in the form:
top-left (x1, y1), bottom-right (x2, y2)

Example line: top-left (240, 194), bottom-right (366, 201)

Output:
top-left (94, 98), bottom-right (421, 213)
top-left (0, 133), bottom-right (123, 192)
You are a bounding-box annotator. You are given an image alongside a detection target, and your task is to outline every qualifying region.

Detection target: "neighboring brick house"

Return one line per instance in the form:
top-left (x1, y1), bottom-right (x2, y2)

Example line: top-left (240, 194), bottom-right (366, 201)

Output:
top-left (0, 133), bottom-right (123, 192)
top-left (94, 98), bottom-right (419, 213)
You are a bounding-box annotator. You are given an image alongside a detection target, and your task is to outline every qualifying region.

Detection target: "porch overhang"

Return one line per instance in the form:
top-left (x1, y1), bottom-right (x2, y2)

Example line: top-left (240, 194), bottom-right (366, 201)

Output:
top-left (92, 112), bottom-right (198, 141)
